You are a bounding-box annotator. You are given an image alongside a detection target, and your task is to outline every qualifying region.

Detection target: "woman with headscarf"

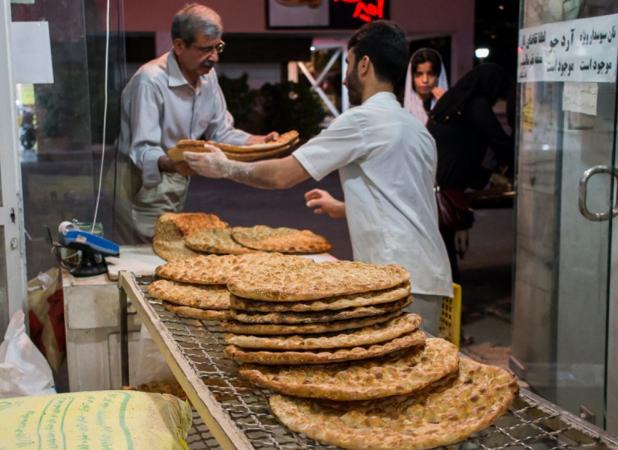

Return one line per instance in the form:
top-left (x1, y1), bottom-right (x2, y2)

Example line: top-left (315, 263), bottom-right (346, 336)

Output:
top-left (427, 63), bottom-right (514, 282)
top-left (404, 48), bottom-right (449, 124)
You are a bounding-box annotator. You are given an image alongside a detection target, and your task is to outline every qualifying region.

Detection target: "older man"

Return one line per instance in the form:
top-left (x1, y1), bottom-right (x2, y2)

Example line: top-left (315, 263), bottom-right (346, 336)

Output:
top-left (116, 3), bottom-right (276, 242)
top-left (184, 21), bottom-right (452, 335)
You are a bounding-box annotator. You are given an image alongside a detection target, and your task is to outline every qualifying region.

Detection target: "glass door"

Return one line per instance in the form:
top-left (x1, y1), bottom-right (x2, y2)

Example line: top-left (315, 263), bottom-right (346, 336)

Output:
top-left (0, 0), bottom-right (28, 334)
top-left (512, 2), bottom-right (618, 431)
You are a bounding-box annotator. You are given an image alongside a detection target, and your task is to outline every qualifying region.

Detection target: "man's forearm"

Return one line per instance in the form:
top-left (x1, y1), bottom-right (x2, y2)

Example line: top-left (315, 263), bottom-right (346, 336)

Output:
top-left (223, 159), bottom-right (294, 189)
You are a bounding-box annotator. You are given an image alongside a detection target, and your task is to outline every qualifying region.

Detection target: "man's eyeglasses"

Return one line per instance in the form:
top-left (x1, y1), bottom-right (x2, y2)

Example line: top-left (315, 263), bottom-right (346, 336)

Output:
top-left (191, 41), bottom-right (225, 56)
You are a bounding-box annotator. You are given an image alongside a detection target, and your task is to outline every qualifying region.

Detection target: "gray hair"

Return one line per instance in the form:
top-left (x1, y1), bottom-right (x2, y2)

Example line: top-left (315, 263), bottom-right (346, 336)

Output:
top-left (171, 3), bottom-right (222, 45)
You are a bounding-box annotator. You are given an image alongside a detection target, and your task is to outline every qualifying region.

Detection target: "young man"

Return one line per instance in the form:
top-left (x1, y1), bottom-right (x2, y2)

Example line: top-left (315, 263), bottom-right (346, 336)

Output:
top-left (185, 20), bottom-right (452, 334)
top-left (116, 3), bottom-right (277, 243)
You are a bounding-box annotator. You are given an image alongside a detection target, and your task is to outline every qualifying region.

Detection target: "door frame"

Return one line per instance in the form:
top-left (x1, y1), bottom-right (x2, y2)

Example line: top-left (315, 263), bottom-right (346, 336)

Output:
top-left (0, 0), bottom-right (28, 333)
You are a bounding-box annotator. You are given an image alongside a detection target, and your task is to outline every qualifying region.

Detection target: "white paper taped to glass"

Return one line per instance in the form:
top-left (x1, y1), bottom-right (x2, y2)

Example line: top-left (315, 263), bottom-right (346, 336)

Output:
top-left (518, 13), bottom-right (618, 83)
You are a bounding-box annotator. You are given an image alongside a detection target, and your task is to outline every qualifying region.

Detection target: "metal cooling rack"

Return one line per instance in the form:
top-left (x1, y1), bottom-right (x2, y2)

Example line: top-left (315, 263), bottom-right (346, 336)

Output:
top-left (118, 272), bottom-right (618, 450)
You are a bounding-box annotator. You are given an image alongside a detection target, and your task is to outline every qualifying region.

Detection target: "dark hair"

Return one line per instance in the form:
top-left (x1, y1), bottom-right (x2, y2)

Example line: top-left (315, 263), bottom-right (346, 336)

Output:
top-left (411, 48), bottom-right (442, 78)
top-left (347, 20), bottom-right (409, 89)
top-left (171, 3), bottom-right (222, 46)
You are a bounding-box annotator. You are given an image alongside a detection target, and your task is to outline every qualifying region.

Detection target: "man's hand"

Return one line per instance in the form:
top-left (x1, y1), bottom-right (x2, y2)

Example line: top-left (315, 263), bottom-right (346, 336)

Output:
top-left (245, 131), bottom-right (280, 145)
top-left (304, 189), bottom-right (346, 219)
top-left (158, 155), bottom-right (196, 176)
top-left (455, 230), bottom-right (469, 259)
top-left (184, 144), bottom-right (230, 179)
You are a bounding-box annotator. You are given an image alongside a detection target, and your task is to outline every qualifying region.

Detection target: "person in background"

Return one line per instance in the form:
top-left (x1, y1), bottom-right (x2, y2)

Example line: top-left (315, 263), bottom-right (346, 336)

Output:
top-left (184, 20), bottom-right (452, 335)
top-left (115, 3), bottom-right (278, 243)
top-left (403, 48), bottom-right (448, 125)
top-left (426, 63), bottom-right (514, 282)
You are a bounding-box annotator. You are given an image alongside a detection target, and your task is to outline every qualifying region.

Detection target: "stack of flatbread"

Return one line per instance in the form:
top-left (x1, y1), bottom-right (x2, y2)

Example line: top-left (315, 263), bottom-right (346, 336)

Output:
top-left (150, 252), bottom-right (306, 321)
top-left (154, 216), bottom-right (333, 261)
top-left (223, 258), bottom-right (428, 367)
top-left (168, 130), bottom-right (300, 163)
top-left (152, 212), bottom-right (229, 261)
top-left (219, 256), bottom-right (518, 449)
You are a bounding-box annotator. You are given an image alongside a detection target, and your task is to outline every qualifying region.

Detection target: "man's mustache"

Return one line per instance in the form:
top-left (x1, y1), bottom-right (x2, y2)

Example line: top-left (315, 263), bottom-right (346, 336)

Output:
top-left (202, 60), bottom-right (215, 69)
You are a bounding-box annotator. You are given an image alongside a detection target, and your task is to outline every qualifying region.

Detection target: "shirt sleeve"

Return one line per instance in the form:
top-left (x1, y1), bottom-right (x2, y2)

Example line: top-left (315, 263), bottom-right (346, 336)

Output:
top-left (292, 111), bottom-right (368, 181)
top-left (124, 80), bottom-right (167, 188)
top-left (203, 74), bottom-right (250, 145)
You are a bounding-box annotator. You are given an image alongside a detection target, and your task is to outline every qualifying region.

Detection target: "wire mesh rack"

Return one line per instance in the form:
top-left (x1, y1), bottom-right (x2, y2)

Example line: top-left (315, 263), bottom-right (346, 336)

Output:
top-left (119, 272), bottom-right (618, 450)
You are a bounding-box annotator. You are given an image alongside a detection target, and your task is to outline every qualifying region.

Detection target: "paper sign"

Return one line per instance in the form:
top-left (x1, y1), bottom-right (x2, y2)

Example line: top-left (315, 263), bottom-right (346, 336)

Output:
top-left (562, 82), bottom-right (598, 115)
top-left (518, 13), bottom-right (618, 83)
top-left (11, 21), bottom-right (54, 84)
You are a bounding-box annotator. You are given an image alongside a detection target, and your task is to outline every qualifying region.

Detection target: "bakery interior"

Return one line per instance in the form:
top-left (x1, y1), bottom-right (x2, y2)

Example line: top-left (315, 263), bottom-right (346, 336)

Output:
top-left (1, 0), bottom-right (618, 449)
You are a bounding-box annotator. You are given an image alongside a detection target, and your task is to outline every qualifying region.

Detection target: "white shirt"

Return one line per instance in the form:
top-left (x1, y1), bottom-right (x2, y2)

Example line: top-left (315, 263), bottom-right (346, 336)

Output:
top-left (293, 92), bottom-right (453, 297)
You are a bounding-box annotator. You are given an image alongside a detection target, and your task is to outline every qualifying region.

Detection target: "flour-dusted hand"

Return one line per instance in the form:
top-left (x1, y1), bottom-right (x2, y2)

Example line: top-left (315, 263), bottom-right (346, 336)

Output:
top-left (304, 189), bottom-right (346, 219)
top-left (184, 144), bottom-right (230, 178)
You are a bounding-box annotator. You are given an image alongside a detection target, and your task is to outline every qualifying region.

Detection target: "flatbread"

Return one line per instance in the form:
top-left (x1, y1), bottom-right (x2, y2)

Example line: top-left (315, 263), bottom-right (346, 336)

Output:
top-left (154, 213), bottom-right (185, 240)
top-left (220, 311), bottom-right (402, 335)
top-left (153, 238), bottom-right (200, 261)
top-left (185, 228), bottom-right (253, 254)
top-left (228, 260), bottom-right (410, 301)
top-left (229, 296), bottom-right (411, 324)
top-left (210, 130), bottom-right (299, 153)
top-left (231, 225), bottom-right (332, 254)
top-left (226, 330), bottom-right (425, 365)
top-left (229, 283), bottom-right (411, 312)
top-left (147, 280), bottom-right (230, 310)
top-left (224, 141), bottom-right (296, 161)
top-left (168, 212), bottom-right (229, 236)
top-left (225, 313), bottom-right (421, 350)
top-left (163, 303), bottom-right (229, 320)
top-left (270, 357), bottom-right (518, 450)
top-left (241, 337), bottom-right (458, 400)
top-left (156, 252), bottom-right (309, 285)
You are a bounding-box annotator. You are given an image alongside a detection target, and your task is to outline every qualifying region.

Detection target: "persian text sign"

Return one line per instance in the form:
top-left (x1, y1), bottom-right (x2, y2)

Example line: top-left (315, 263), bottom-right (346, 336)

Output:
top-left (518, 14), bottom-right (618, 83)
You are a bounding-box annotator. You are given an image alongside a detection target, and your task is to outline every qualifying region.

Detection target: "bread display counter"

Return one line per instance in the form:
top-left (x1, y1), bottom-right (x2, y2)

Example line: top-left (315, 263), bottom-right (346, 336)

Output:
top-left (117, 271), bottom-right (618, 450)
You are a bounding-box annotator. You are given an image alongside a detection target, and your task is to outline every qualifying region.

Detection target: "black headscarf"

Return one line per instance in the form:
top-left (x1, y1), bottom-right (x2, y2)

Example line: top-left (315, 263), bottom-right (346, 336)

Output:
top-left (430, 63), bottom-right (511, 123)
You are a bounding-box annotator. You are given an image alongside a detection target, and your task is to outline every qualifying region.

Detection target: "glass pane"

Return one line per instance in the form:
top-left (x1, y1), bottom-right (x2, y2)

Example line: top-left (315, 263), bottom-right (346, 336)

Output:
top-left (512, 1), bottom-right (618, 428)
top-left (0, 226), bottom-right (6, 334)
top-left (11, 0), bottom-right (126, 278)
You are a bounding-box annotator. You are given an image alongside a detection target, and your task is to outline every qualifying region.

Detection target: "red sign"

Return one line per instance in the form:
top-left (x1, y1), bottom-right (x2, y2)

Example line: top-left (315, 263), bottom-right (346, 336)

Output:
top-left (333, 0), bottom-right (386, 23)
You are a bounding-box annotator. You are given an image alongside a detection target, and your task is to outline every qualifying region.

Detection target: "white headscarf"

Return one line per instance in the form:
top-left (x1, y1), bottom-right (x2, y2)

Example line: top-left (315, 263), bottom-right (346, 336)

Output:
top-left (404, 48), bottom-right (449, 125)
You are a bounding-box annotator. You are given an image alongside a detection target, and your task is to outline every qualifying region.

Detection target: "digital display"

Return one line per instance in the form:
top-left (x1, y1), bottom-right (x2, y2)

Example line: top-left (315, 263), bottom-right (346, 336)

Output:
top-left (330, 0), bottom-right (389, 27)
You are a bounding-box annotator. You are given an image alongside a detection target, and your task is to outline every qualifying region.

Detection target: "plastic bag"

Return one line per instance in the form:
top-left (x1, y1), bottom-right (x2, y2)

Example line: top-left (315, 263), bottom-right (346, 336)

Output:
top-left (27, 268), bottom-right (65, 372)
top-left (0, 310), bottom-right (55, 398)
top-left (132, 324), bottom-right (174, 385)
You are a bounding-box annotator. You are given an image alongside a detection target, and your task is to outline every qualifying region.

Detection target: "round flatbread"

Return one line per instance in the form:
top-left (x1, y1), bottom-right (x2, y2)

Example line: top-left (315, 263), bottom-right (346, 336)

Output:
top-left (229, 296), bottom-right (411, 324)
top-left (241, 337), bottom-right (458, 400)
top-left (163, 303), bottom-right (229, 320)
top-left (156, 252), bottom-right (308, 285)
top-left (229, 283), bottom-right (411, 312)
top-left (220, 311), bottom-right (403, 335)
top-left (147, 280), bottom-right (230, 310)
top-left (224, 142), bottom-right (296, 161)
top-left (231, 225), bottom-right (332, 254)
top-left (228, 260), bottom-right (410, 301)
top-left (153, 238), bottom-right (200, 262)
top-left (210, 130), bottom-right (299, 153)
top-left (226, 330), bottom-right (425, 365)
top-left (225, 313), bottom-right (421, 350)
top-left (269, 357), bottom-right (519, 450)
top-left (185, 228), bottom-right (253, 254)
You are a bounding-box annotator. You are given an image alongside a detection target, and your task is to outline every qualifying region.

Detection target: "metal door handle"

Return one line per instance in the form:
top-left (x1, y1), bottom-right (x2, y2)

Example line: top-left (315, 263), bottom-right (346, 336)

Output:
top-left (578, 165), bottom-right (618, 221)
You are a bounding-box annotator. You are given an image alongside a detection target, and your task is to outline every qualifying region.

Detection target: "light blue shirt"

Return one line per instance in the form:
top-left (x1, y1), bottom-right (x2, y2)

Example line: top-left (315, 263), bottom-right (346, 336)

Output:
top-left (294, 92), bottom-right (453, 297)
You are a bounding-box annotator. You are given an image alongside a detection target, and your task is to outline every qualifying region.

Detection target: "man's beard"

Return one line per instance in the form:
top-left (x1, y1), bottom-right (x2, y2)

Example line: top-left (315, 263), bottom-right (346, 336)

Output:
top-left (346, 66), bottom-right (362, 106)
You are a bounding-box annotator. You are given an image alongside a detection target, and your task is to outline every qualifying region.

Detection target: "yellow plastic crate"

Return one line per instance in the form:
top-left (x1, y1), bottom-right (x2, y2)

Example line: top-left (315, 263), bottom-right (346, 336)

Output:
top-left (439, 283), bottom-right (462, 348)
